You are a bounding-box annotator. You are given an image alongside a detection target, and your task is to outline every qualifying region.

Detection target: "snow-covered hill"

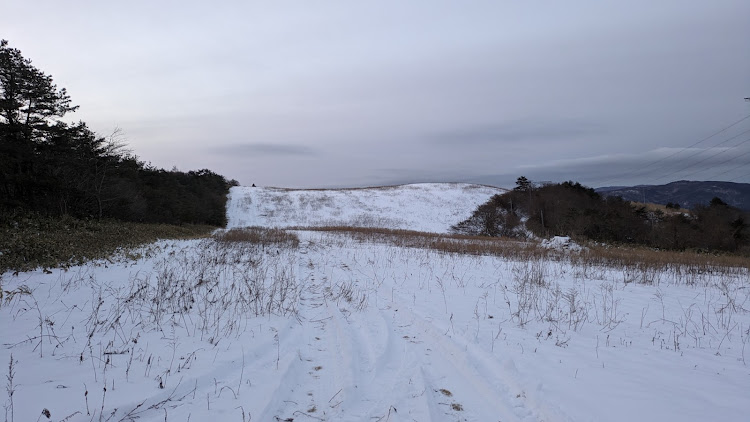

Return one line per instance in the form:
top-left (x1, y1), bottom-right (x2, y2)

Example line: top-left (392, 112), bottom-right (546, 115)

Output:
top-left (226, 183), bottom-right (505, 233)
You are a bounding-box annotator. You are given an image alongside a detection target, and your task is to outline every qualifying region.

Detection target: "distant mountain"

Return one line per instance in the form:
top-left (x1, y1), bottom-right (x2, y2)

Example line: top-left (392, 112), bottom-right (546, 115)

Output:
top-left (596, 180), bottom-right (750, 210)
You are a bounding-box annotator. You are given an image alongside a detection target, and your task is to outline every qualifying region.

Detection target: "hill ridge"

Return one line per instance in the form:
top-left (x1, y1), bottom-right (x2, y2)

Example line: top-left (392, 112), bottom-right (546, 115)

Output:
top-left (596, 180), bottom-right (750, 210)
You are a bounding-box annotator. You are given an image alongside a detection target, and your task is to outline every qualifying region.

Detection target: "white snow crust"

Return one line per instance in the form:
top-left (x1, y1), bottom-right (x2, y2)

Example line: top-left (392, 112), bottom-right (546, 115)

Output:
top-left (226, 183), bottom-right (504, 233)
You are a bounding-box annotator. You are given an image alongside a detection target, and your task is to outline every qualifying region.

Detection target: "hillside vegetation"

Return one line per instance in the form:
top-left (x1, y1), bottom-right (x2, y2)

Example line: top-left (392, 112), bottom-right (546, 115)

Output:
top-left (453, 177), bottom-right (749, 254)
top-left (1, 40), bottom-right (235, 271)
top-left (1, 40), bottom-right (235, 226)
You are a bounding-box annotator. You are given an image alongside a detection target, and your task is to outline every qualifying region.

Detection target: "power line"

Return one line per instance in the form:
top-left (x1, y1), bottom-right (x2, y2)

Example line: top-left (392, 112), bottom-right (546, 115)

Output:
top-left (597, 113), bottom-right (750, 186)
top-left (653, 135), bottom-right (750, 182)
top-left (679, 148), bottom-right (750, 180)
top-left (702, 157), bottom-right (750, 180)
top-left (643, 127), bottom-right (750, 181)
top-left (728, 170), bottom-right (750, 182)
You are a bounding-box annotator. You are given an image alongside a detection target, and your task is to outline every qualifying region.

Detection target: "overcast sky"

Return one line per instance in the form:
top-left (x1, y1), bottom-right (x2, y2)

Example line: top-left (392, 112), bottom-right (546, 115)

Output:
top-left (3, 1), bottom-right (750, 188)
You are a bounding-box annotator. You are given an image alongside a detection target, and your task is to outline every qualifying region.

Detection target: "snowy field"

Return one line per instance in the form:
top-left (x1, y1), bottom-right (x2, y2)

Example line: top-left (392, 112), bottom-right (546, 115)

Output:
top-left (2, 184), bottom-right (749, 422)
top-left (226, 183), bottom-right (505, 232)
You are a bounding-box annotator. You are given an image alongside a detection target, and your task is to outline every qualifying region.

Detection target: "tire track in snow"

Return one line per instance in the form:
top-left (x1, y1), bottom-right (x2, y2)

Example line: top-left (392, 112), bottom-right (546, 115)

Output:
top-left (290, 240), bottom-right (550, 421)
top-left (329, 303), bottom-right (434, 420)
top-left (252, 239), bottom-right (571, 421)
top-left (257, 247), bottom-right (362, 421)
top-left (108, 319), bottom-right (305, 421)
top-left (388, 293), bottom-right (574, 422)
top-left (261, 241), bottom-right (430, 421)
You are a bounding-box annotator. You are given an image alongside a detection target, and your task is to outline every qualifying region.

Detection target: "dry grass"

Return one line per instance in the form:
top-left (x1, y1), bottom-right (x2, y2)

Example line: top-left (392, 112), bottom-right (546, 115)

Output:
top-left (295, 226), bottom-right (549, 259)
top-left (293, 226), bottom-right (749, 275)
top-left (574, 244), bottom-right (749, 277)
top-left (630, 201), bottom-right (689, 214)
top-left (0, 214), bottom-right (215, 274)
top-left (214, 227), bottom-right (299, 247)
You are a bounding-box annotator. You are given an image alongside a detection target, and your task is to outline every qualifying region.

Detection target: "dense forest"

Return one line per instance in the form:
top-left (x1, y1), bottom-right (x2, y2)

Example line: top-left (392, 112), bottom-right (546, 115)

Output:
top-left (0, 40), bottom-right (236, 226)
top-left (453, 177), bottom-right (749, 253)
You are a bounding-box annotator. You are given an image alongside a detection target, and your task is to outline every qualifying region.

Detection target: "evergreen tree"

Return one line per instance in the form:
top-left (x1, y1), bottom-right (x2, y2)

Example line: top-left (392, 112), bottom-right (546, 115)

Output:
top-left (513, 176), bottom-right (533, 192)
top-left (1, 39), bottom-right (79, 207)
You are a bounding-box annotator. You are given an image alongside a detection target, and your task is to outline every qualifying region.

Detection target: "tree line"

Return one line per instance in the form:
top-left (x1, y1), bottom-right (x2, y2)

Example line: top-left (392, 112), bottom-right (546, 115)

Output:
top-left (453, 176), bottom-right (749, 253)
top-left (1, 40), bottom-right (236, 226)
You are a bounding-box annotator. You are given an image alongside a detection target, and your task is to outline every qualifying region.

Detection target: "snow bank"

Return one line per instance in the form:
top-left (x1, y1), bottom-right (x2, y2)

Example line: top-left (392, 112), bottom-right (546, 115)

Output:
top-left (226, 183), bottom-right (505, 233)
top-left (541, 236), bottom-right (584, 251)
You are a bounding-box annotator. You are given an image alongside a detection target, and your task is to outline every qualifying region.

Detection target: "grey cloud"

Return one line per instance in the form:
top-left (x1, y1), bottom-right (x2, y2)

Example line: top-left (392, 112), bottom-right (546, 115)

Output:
top-left (426, 118), bottom-right (603, 146)
top-left (210, 143), bottom-right (319, 157)
top-left (3, 1), bottom-right (748, 188)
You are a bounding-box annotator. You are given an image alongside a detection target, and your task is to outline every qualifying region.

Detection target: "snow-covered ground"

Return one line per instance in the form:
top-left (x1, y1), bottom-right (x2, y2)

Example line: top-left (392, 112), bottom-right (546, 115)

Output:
top-left (226, 183), bottom-right (505, 233)
top-left (2, 184), bottom-right (749, 422)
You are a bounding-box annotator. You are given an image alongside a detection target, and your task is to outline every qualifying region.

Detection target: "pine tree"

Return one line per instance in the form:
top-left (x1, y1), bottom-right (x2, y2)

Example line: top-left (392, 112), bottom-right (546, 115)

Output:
top-left (513, 176), bottom-right (533, 192)
top-left (1, 39), bottom-right (79, 207)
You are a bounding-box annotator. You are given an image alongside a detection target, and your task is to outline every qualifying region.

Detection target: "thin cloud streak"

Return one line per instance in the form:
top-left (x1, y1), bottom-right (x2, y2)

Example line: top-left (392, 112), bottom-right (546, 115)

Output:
top-left (426, 118), bottom-right (604, 146)
top-left (210, 143), bottom-right (319, 157)
top-left (487, 146), bottom-right (750, 187)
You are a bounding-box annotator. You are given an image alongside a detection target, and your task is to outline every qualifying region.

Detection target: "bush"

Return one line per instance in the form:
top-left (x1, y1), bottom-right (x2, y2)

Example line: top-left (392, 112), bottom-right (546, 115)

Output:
top-left (453, 178), bottom-right (749, 254)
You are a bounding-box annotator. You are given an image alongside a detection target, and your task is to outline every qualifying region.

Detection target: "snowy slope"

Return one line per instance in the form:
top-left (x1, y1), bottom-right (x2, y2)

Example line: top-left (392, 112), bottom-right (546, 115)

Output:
top-left (226, 183), bottom-right (505, 233)
top-left (3, 236), bottom-right (749, 422)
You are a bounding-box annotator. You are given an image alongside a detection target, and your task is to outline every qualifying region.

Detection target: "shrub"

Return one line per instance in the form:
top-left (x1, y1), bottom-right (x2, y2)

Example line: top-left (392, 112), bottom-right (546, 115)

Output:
top-left (453, 178), bottom-right (749, 254)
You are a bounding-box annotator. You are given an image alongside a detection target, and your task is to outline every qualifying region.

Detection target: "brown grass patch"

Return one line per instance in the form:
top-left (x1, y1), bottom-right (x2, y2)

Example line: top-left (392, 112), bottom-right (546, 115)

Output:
top-left (294, 226), bottom-right (545, 258)
top-left (630, 201), bottom-right (689, 214)
top-left (575, 244), bottom-right (749, 275)
top-left (293, 226), bottom-right (749, 275)
top-left (0, 214), bottom-right (215, 274)
top-left (214, 227), bottom-right (299, 248)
